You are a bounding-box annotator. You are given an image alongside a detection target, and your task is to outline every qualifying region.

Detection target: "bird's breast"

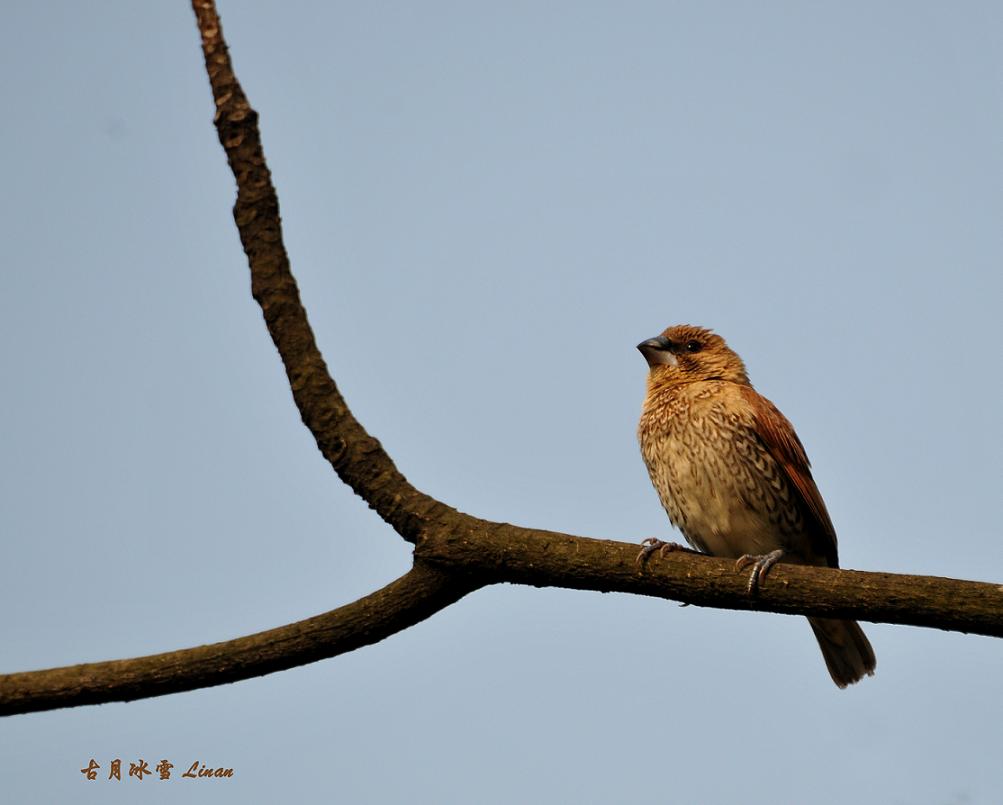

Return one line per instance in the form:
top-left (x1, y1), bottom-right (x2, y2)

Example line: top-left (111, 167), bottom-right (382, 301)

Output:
top-left (638, 385), bottom-right (803, 558)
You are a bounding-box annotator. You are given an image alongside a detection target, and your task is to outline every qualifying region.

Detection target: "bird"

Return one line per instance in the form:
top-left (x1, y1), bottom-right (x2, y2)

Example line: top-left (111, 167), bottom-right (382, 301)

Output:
top-left (636, 324), bottom-right (875, 688)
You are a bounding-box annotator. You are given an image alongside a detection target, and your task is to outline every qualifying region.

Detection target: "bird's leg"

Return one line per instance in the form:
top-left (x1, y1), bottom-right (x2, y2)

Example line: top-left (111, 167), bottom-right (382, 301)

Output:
top-left (635, 538), bottom-right (698, 566)
top-left (735, 548), bottom-right (785, 594)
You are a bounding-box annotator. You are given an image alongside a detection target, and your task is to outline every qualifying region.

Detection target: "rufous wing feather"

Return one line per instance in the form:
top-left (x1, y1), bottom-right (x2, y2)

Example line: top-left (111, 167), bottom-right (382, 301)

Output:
top-left (739, 385), bottom-right (839, 567)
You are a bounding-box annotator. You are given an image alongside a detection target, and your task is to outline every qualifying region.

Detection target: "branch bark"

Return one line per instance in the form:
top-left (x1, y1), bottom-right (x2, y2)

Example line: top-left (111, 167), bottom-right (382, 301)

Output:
top-left (417, 528), bottom-right (1003, 636)
top-left (192, 0), bottom-right (447, 543)
top-left (0, 564), bottom-right (477, 717)
top-left (2, 0), bottom-right (1000, 718)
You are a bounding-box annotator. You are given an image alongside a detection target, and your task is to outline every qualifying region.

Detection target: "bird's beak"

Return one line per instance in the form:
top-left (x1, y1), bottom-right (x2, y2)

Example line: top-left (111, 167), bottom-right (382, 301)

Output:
top-left (637, 335), bottom-right (677, 367)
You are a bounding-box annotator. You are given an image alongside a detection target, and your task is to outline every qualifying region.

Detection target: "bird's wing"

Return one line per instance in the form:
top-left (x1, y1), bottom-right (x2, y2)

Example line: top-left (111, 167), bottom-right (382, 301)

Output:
top-left (738, 385), bottom-right (839, 567)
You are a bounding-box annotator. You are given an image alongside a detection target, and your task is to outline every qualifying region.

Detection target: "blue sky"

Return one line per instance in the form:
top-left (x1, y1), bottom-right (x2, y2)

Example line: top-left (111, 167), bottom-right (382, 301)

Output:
top-left (2, 2), bottom-right (1001, 803)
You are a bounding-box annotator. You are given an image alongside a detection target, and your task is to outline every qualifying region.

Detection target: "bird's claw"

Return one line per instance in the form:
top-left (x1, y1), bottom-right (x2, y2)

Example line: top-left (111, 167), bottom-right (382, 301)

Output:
top-left (635, 538), bottom-right (690, 566)
top-left (735, 548), bottom-right (785, 595)
top-left (635, 538), bottom-right (665, 565)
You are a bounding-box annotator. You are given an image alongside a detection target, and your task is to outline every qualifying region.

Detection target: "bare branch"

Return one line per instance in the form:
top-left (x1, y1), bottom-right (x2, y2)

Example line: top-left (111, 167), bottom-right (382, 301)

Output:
top-left (192, 0), bottom-right (447, 542)
top-left (416, 527), bottom-right (1003, 637)
top-left (2, 0), bottom-right (998, 718)
top-left (0, 563), bottom-right (477, 717)
top-left (6, 521), bottom-right (1001, 716)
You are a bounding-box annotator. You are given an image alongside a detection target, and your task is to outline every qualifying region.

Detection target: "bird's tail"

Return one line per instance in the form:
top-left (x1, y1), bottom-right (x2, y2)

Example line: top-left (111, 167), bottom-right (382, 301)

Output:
top-left (807, 617), bottom-right (876, 688)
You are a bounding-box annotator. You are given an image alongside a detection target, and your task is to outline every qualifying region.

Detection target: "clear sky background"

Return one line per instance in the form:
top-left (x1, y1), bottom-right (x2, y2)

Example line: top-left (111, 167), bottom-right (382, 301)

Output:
top-left (2, 2), bottom-right (1001, 803)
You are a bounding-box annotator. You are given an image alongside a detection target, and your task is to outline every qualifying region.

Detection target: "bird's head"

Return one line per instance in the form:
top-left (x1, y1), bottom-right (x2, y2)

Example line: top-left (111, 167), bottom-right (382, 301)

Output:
top-left (637, 324), bottom-right (750, 389)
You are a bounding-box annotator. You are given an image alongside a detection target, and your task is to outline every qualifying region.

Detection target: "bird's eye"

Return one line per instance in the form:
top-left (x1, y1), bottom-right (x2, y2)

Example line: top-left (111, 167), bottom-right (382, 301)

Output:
top-left (685, 340), bottom-right (702, 353)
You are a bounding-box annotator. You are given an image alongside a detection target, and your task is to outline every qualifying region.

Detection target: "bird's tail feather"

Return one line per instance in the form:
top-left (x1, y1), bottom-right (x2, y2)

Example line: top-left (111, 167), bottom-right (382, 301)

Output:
top-left (807, 617), bottom-right (876, 688)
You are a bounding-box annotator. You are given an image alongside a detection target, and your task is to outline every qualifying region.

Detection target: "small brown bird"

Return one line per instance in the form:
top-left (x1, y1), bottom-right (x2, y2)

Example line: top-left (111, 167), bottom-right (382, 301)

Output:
top-left (636, 324), bottom-right (875, 688)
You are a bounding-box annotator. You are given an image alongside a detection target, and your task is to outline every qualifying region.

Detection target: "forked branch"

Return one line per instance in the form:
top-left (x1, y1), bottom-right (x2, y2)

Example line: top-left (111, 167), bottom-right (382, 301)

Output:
top-left (1, 0), bottom-right (1000, 718)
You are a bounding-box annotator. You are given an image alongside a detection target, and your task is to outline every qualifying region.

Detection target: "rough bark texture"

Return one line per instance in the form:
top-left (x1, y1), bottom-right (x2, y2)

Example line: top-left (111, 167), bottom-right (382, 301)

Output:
top-left (1, 0), bottom-right (1000, 718)
top-left (416, 528), bottom-right (1003, 636)
top-left (192, 0), bottom-right (448, 543)
top-left (0, 564), bottom-right (476, 717)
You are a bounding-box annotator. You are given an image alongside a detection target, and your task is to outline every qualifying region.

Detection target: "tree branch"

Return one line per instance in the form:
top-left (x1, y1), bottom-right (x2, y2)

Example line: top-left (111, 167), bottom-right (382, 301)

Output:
top-left (0, 563), bottom-right (478, 717)
top-left (6, 520), bottom-right (1001, 716)
top-left (416, 527), bottom-right (1003, 636)
top-left (192, 0), bottom-right (447, 542)
top-left (2, 0), bottom-right (1000, 718)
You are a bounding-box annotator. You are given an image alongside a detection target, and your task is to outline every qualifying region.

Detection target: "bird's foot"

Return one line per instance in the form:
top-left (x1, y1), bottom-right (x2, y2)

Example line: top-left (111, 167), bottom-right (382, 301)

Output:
top-left (635, 538), bottom-right (696, 566)
top-left (735, 548), bottom-right (785, 595)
